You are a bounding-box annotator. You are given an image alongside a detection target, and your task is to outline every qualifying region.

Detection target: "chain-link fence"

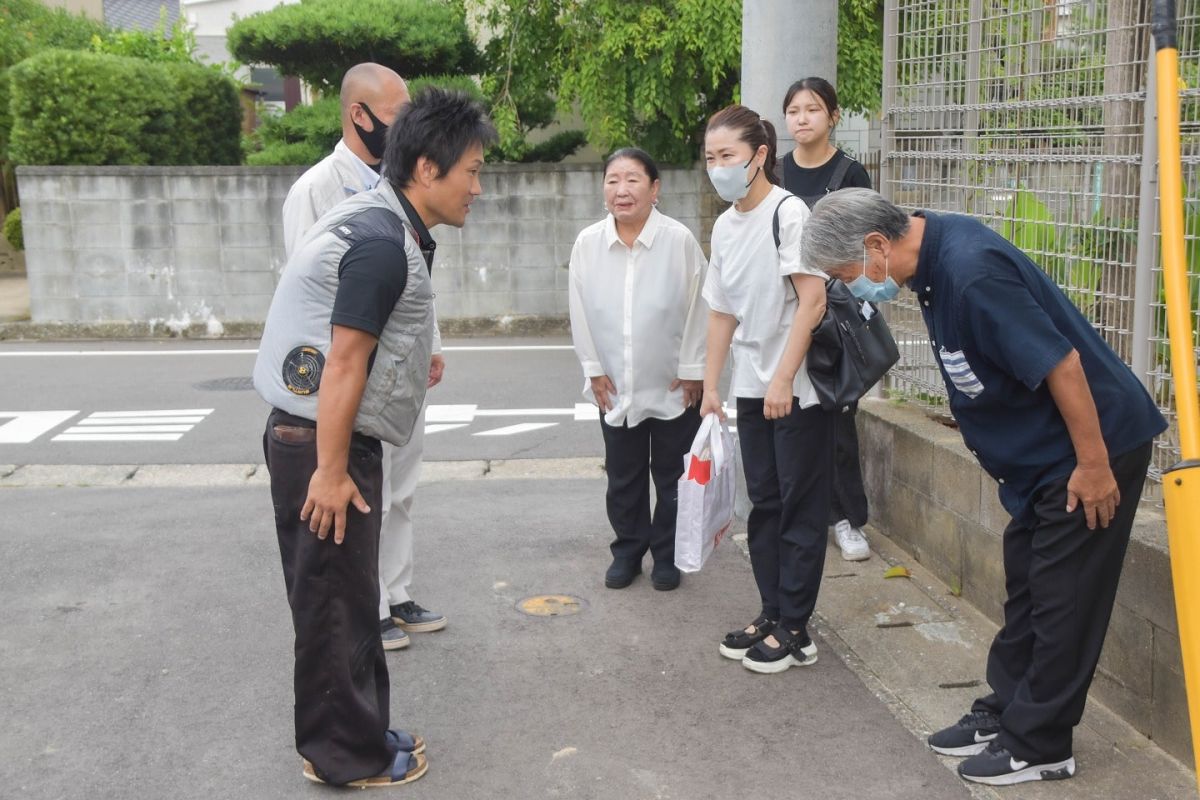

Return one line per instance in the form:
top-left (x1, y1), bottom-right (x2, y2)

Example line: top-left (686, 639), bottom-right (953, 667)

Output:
top-left (879, 0), bottom-right (1200, 495)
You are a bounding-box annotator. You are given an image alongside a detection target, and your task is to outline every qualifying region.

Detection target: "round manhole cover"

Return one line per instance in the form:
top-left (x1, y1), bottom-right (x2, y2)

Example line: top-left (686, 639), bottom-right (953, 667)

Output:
top-left (194, 376), bottom-right (256, 391)
top-left (516, 594), bottom-right (584, 617)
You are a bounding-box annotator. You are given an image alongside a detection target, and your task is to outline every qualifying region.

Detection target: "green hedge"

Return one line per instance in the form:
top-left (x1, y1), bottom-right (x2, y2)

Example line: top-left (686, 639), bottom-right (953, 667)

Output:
top-left (8, 49), bottom-right (241, 165)
top-left (3, 207), bottom-right (22, 251)
top-left (228, 0), bottom-right (479, 93)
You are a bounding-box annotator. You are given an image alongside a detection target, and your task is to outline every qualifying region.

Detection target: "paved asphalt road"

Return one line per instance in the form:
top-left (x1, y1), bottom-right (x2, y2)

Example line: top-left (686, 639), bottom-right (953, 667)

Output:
top-left (1, 337), bottom-right (610, 465)
top-left (0, 479), bottom-right (973, 800)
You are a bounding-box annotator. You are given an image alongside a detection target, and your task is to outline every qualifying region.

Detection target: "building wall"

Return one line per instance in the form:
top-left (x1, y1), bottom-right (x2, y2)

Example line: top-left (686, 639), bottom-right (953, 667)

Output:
top-left (16, 164), bottom-right (717, 328)
top-left (40, 0), bottom-right (104, 19)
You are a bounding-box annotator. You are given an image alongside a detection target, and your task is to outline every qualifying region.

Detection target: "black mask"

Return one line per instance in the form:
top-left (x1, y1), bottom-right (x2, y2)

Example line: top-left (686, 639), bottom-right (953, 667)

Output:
top-left (353, 102), bottom-right (389, 161)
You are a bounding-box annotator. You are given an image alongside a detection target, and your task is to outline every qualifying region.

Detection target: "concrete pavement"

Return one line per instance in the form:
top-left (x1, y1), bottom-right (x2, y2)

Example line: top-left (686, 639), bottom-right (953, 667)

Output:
top-left (2, 462), bottom-right (1195, 799)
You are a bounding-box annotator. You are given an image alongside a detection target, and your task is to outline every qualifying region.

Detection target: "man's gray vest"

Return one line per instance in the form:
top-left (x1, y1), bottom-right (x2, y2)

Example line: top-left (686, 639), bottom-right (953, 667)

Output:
top-left (253, 181), bottom-right (434, 447)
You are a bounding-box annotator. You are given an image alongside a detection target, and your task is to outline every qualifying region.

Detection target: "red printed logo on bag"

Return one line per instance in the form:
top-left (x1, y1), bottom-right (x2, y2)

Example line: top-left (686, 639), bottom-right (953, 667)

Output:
top-left (687, 456), bottom-right (712, 485)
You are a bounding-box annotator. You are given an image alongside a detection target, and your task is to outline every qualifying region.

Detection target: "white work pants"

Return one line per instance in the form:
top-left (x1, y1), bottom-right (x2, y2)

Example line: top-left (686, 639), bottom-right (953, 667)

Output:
top-left (377, 407), bottom-right (425, 619)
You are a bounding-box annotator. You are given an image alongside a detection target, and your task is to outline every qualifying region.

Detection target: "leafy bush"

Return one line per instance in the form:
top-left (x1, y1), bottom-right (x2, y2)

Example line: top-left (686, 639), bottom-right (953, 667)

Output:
top-left (3, 206), bottom-right (21, 251)
top-left (8, 49), bottom-right (241, 165)
top-left (0, 0), bottom-right (107, 158)
top-left (227, 0), bottom-right (479, 93)
top-left (89, 8), bottom-right (201, 65)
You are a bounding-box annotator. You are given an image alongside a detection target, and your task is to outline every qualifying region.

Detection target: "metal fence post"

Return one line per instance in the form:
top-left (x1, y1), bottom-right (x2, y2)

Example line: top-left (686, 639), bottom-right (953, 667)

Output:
top-left (1134, 54), bottom-right (1160, 391)
top-left (879, 0), bottom-right (898, 200)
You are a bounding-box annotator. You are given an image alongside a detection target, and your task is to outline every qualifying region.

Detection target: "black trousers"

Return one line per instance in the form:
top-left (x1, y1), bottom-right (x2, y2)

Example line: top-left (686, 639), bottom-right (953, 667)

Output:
top-left (736, 398), bottom-right (835, 632)
top-left (829, 402), bottom-right (869, 528)
top-left (600, 406), bottom-right (702, 565)
top-left (973, 441), bottom-right (1153, 762)
top-left (263, 408), bottom-right (393, 786)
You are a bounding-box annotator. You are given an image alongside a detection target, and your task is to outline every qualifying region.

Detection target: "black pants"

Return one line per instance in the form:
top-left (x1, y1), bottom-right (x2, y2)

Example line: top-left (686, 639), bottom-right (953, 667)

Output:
top-left (829, 402), bottom-right (869, 528)
top-left (736, 398), bottom-right (835, 632)
top-left (600, 406), bottom-right (702, 565)
top-left (263, 409), bottom-right (393, 786)
top-left (973, 441), bottom-right (1153, 762)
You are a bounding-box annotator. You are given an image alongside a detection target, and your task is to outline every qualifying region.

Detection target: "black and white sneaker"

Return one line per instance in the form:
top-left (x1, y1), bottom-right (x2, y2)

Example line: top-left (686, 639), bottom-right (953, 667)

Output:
top-left (718, 615), bottom-right (776, 660)
top-left (927, 710), bottom-right (1001, 756)
top-left (741, 629), bottom-right (818, 674)
top-left (958, 740), bottom-right (1075, 786)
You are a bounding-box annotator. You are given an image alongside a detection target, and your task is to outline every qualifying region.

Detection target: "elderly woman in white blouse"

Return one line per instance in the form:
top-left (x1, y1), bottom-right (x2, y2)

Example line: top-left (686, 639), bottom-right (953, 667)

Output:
top-left (569, 147), bottom-right (709, 592)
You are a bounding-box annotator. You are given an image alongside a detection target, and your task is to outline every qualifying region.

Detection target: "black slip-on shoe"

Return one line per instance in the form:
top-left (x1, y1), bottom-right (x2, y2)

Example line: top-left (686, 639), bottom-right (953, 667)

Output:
top-left (650, 562), bottom-right (681, 591)
top-left (605, 557), bottom-right (642, 589)
top-left (391, 601), bottom-right (447, 633)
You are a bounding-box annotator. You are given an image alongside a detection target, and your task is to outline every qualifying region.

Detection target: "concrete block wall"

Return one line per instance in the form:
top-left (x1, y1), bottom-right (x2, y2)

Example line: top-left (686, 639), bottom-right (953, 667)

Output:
top-left (856, 397), bottom-right (1192, 767)
top-left (17, 164), bottom-right (716, 327)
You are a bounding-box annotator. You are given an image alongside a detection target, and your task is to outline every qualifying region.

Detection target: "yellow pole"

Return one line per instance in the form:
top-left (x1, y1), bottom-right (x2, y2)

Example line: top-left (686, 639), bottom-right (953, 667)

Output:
top-left (1154, 0), bottom-right (1200, 784)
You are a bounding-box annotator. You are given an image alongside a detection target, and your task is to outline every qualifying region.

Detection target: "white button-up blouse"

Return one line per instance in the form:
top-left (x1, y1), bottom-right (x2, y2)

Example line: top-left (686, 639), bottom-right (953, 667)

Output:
top-left (568, 208), bottom-right (709, 427)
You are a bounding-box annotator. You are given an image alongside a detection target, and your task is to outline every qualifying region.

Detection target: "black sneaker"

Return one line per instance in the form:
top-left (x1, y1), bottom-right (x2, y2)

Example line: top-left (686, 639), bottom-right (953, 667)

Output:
top-left (718, 615), bottom-right (776, 660)
top-left (927, 710), bottom-right (1001, 756)
top-left (741, 628), bottom-right (818, 674)
top-left (604, 557), bottom-right (642, 589)
top-left (390, 601), bottom-right (447, 633)
top-left (380, 618), bottom-right (410, 651)
top-left (958, 740), bottom-right (1075, 786)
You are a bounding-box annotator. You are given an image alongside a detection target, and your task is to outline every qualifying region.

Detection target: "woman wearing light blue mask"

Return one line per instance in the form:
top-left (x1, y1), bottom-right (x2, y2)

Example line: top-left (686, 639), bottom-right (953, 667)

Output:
top-left (699, 104), bottom-right (836, 675)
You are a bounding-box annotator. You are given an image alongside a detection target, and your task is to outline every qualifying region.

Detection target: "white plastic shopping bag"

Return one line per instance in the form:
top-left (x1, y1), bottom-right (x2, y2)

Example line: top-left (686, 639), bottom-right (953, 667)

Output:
top-left (674, 413), bottom-right (737, 573)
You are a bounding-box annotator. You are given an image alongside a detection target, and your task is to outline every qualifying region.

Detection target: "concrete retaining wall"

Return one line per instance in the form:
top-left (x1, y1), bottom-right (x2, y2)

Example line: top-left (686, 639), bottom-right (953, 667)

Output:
top-left (857, 398), bottom-right (1191, 767)
top-left (16, 164), bottom-right (719, 328)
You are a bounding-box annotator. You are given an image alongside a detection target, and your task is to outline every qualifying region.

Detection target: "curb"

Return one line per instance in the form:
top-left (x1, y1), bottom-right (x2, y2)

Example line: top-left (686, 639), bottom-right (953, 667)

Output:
top-left (0, 458), bottom-right (605, 488)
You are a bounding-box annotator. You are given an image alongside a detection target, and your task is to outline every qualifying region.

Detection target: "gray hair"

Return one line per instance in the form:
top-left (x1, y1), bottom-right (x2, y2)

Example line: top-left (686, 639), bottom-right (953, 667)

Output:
top-left (800, 188), bottom-right (912, 273)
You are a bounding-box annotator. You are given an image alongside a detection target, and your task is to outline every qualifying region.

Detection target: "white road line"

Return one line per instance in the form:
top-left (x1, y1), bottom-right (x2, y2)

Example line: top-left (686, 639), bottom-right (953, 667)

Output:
top-left (474, 422), bottom-right (559, 436)
top-left (476, 408), bottom-right (574, 417)
top-left (425, 423), bottom-right (468, 435)
top-left (0, 345), bottom-right (573, 357)
top-left (89, 409), bottom-right (214, 417)
top-left (52, 433), bottom-right (185, 442)
top-left (426, 404), bottom-right (477, 423)
top-left (76, 416), bottom-right (206, 425)
top-left (0, 411), bottom-right (79, 443)
top-left (0, 350), bottom-right (259, 356)
top-left (61, 425), bottom-right (195, 434)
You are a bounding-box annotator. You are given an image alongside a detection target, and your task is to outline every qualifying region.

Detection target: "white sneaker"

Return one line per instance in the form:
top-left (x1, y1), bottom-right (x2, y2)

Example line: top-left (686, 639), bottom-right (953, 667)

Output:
top-left (833, 519), bottom-right (870, 561)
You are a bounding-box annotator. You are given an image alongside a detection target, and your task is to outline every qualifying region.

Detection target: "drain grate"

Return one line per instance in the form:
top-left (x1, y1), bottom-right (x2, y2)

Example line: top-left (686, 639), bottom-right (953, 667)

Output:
top-left (194, 376), bottom-right (256, 391)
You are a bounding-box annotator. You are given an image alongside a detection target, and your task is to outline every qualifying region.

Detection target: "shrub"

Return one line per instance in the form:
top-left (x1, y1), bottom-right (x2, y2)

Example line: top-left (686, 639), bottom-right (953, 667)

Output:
top-left (3, 207), bottom-right (22, 251)
top-left (8, 49), bottom-right (241, 165)
top-left (227, 0), bottom-right (479, 94)
top-left (521, 130), bottom-right (587, 163)
top-left (0, 0), bottom-right (107, 157)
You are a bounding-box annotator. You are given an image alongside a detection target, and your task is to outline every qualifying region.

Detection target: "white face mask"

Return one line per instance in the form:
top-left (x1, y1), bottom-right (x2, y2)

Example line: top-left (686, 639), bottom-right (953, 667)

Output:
top-left (707, 159), bottom-right (759, 203)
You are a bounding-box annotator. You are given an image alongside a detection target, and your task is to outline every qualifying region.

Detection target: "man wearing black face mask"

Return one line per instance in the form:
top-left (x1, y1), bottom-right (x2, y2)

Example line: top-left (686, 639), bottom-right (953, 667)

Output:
top-left (283, 63), bottom-right (409, 257)
top-left (281, 63), bottom-right (450, 656)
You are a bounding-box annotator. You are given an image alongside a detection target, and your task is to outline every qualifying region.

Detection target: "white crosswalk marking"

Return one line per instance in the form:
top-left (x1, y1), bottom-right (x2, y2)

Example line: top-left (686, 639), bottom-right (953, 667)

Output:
top-left (0, 411), bottom-right (79, 443)
top-left (475, 422), bottom-right (558, 437)
top-left (52, 409), bottom-right (214, 442)
top-left (425, 424), bottom-right (468, 435)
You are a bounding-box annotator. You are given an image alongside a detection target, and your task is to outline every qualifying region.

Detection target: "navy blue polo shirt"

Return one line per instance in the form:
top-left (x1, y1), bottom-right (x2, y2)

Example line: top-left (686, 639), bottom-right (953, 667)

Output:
top-left (911, 211), bottom-right (1166, 525)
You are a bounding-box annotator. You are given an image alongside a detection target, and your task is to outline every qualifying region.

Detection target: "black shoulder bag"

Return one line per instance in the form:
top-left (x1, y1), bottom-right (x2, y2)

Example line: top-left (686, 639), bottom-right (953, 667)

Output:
top-left (772, 195), bottom-right (900, 412)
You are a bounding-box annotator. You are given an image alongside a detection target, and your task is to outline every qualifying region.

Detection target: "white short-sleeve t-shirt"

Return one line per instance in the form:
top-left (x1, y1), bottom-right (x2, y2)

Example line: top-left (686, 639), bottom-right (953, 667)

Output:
top-left (702, 185), bottom-right (823, 406)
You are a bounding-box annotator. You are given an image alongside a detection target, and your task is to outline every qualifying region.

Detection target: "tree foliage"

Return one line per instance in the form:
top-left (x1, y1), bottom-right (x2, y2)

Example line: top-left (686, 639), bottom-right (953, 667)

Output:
top-left (476, 0), bottom-right (883, 164)
top-left (838, 0), bottom-right (884, 115)
top-left (227, 0), bottom-right (480, 94)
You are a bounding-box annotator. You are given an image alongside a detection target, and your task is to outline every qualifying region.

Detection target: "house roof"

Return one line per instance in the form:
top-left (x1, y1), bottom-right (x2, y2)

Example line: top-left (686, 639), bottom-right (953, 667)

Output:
top-left (103, 0), bottom-right (181, 32)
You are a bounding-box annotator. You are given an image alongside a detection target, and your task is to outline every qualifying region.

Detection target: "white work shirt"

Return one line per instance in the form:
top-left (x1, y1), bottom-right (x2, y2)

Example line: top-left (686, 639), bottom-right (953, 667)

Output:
top-left (281, 138), bottom-right (441, 352)
top-left (282, 139), bottom-right (381, 259)
top-left (569, 208), bottom-right (709, 427)
top-left (702, 185), bottom-right (821, 406)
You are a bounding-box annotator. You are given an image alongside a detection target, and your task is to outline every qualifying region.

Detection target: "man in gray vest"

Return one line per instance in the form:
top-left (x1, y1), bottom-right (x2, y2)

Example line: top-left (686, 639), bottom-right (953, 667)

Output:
top-left (255, 88), bottom-right (496, 789)
top-left (283, 62), bottom-right (447, 652)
